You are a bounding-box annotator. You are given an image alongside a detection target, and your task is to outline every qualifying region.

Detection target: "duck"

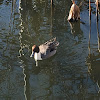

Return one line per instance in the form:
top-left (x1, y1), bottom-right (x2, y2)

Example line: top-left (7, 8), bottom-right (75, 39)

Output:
top-left (67, 0), bottom-right (80, 22)
top-left (95, 0), bottom-right (100, 6)
top-left (30, 37), bottom-right (59, 65)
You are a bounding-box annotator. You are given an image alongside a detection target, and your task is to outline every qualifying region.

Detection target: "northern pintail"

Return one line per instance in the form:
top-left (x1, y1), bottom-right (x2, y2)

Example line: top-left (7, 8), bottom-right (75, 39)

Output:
top-left (30, 37), bottom-right (59, 66)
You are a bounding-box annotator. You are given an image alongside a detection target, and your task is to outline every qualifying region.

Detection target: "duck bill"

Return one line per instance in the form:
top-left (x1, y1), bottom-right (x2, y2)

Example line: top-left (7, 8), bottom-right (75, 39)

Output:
top-left (30, 52), bottom-right (34, 57)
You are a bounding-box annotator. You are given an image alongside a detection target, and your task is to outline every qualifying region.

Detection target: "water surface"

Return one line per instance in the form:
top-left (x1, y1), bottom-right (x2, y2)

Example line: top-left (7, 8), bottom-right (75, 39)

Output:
top-left (0, 0), bottom-right (100, 100)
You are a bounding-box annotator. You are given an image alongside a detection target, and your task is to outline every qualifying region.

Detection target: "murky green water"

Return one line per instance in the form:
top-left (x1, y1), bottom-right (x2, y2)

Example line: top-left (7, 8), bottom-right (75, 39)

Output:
top-left (0, 0), bottom-right (100, 100)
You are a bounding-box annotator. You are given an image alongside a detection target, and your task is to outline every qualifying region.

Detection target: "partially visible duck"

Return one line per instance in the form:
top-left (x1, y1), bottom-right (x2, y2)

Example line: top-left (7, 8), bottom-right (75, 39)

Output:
top-left (67, 0), bottom-right (80, 22)
top-left (30, 37), bottom-right (59, 65)
top-left (95, 0), bottom-right (100, 6)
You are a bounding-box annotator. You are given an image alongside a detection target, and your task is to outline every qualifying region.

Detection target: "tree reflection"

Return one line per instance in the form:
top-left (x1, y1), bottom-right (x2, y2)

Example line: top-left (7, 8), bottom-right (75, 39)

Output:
top-left (87, 15), bottom-right (100, 95)
top-left (19, 56), bottom-right (31, 100)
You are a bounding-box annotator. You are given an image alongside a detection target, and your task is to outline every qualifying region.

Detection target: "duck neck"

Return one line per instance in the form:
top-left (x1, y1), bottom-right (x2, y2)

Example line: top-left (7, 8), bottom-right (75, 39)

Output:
top-left (72, 0), bottom-right (75, 4)
top-left (34, 52), bottom-right (42, 61)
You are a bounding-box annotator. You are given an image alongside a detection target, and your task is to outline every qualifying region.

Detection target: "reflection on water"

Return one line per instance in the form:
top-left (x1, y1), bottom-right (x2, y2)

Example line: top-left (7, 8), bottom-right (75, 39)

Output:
top-left (20, 56), bottom-right (31, 100)
top-left (0, 0), bottom-right (100, 100)
top-left (87, 12), bottom-right (100, 98)
top-left (68, 21), bottom-right (83, 43)
top-left (97, 21), bottom-right (100, 52)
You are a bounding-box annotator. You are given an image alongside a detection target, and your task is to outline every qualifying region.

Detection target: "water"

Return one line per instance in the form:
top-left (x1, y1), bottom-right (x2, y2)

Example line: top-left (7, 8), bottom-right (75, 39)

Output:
top-left (0, 0), bottom-right (100, 100)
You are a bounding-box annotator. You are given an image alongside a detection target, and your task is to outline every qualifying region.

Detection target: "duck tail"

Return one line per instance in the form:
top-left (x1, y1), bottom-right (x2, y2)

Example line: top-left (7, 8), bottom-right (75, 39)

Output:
top-left (49, 38), bottom-right (59, 48)
top-left (55, 41), bottom-right (59, 47)
top-left (43, 37), bottom-right (59, 48)
top-left (50, 37), bottom-right (59, 47)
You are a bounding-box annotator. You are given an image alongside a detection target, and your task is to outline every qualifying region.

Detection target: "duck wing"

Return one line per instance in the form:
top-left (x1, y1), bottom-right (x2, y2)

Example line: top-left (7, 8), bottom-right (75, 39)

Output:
top-left (39, 37), bottom-right (59, 59)
top-left (43, 37), bottom-right (59, 46)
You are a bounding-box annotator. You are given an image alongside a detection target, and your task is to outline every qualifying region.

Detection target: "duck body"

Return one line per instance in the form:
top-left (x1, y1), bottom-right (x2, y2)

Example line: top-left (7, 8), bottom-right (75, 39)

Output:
top-left (30, 37), bottom-right (59, 61)
top-left (96, 0), bottom-right (100, 6)
top-left (67, 0), bottom-right (80, 22)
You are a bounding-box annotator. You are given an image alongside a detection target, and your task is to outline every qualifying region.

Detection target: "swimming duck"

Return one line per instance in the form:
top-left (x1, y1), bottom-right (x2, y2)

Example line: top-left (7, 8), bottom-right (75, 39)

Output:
top-left (67, 0), bottom-right (80, 22)
top-left (30, 37), bottom-right (59, 65)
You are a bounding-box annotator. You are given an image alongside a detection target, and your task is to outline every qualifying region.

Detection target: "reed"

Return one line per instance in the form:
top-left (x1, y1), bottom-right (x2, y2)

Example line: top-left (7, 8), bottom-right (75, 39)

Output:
top-left (51, 0), bottom-right (54, 6)
top-left (88, 0), bottom-right (91, 55)
top-left (89, 0), bottom-right (91, 20)
top-left (96, 0), bottom-right (99, 22)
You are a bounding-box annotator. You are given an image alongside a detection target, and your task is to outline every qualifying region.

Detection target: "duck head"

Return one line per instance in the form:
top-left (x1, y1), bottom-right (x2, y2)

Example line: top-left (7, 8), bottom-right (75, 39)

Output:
top-left (30, 45), bottom-right (39, 57)
top-left (72, 0), bottom-right (75, 4)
